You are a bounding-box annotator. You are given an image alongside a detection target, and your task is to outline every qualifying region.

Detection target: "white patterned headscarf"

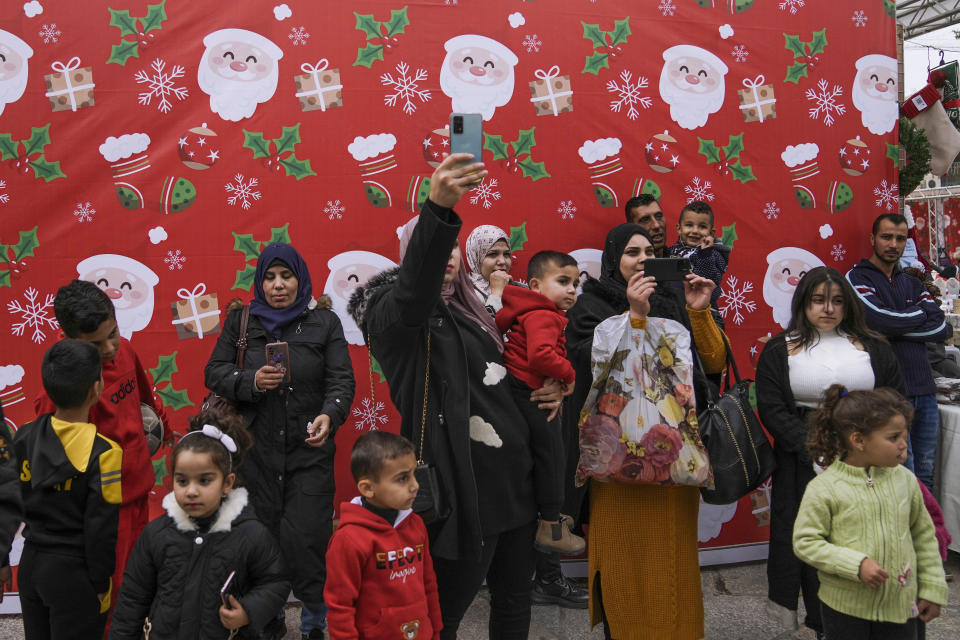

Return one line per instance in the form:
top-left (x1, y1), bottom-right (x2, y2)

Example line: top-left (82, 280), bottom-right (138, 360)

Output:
top-left (465, 225), bottom-right (509, 298)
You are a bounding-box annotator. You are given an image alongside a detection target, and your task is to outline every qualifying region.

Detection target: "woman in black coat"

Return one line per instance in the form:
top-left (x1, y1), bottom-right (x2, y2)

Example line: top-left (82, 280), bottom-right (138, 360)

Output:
top-left (755, 266), bottom-right (904, 636)
top-left (204, 243), bottom-right (355, 639)
top-left (350, 153), bottom-right (562, 640)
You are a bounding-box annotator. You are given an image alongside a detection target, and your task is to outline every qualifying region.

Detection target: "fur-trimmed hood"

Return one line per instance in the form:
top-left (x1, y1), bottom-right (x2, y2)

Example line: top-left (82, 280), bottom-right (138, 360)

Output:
top-left (347, 267), bottom-right (399, 335)
top-left (162, 486), bottom-right (249, 534)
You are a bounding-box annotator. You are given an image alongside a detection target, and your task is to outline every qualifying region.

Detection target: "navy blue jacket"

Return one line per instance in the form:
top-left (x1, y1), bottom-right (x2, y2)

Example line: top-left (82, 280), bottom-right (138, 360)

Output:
top-left (847, 259), bottom-right (948, 396)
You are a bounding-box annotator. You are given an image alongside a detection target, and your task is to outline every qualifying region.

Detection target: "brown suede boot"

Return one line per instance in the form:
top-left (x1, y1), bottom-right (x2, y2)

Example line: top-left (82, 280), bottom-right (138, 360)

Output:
top-left (534, 516), bottom-right (586, 555)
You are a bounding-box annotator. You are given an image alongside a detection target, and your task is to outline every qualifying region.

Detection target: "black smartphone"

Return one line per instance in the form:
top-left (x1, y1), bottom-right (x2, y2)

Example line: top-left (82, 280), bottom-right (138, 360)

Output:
top-left (643, 258), bottom-right (692, 282)
top-left (265, 341), bottom-right (291, 384)
top-left (220, 570), bottom-right (237, 608)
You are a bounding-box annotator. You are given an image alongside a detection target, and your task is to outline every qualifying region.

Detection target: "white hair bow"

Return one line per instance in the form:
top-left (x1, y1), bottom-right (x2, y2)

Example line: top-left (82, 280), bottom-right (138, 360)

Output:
top-left (181, 424), bottom-right (238, 454)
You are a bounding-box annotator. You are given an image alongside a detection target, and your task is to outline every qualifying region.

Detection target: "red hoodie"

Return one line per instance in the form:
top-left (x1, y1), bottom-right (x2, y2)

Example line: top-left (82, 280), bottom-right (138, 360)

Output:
top-left (495, 285), bottom-right (575, 389)
top-left (325, 500), bottom-right (442, 640)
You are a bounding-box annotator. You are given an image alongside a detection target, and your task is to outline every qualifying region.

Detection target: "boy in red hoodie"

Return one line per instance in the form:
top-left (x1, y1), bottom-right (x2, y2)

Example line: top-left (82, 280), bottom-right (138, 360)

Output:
top-left (34, 280), bottom-right (165, 631)
top-left (325, 431), bottom-right (442, 640)
top-left (495, 251), bottom-right (584, 555)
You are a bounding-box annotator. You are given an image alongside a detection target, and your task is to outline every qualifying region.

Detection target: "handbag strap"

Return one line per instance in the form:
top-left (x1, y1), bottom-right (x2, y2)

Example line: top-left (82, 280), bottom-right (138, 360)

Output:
top-left (694, 328), bottom-right (739, 403)
top-left (235, 305), bottom-right (250, 367)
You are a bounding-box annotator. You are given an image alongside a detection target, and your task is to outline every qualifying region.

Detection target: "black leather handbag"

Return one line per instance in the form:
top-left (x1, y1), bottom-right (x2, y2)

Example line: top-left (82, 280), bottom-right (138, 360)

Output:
top-left (697, 334), bottom-right (776, 505)
top-left (201, 305), bottom-right (250, 423)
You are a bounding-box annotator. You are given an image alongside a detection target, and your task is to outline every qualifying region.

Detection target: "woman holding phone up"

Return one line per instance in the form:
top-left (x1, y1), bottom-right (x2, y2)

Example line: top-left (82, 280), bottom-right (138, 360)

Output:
top-left (204, 243), bottom-right (355, 640)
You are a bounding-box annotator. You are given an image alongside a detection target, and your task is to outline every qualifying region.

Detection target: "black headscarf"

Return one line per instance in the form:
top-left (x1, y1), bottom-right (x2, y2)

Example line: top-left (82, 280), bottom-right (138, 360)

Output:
top-left (250, 243), bottom-right (313, 339)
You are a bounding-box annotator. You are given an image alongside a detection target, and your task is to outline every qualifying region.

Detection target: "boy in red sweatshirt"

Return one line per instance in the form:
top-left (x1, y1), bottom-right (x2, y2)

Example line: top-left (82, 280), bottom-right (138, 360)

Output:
top-left (34, 280), bottom-right (165, 629)
top-left (325, 431), bottom-right (441, 640)
top-left (495, 251), bottom-right (583, 555)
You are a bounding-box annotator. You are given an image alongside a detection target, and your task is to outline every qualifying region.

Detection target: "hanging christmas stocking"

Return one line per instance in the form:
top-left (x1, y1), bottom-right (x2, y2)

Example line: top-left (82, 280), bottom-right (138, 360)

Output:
top-left (348, 133), bottom-right (401, 208)
top-left (903, 76), bottom-right (960, 176)
top-left (99, 132), bottom-right (196, 214)
top-left (578, 137), bottom-right (633, 208)
top-left (781, 142), bottom-right (852, 213)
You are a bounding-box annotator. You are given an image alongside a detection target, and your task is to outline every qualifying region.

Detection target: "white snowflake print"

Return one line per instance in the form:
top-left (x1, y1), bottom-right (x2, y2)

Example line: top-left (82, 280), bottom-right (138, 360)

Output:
top-left (73, 202), bottom-right (95, 223)
top-left (557, 200), bottom-right (577, 220)
top-left (606, 70), bottom-right (652, 121)
top-left (731, 45), bottom-right (749, 63)
top-left (852, 10), bottom-right (868, 27)
top-left (8, 288), bottom-right (58, 344)
top-left (683, 176), bottom-right (715, 203)
top-left (658, 0), bottom-right (677, 16)
top-left (831, 243), bottom-right (847, 262)
top-left (164, 249), bottom-right (186, 271)
top-left (324, 199), bottom-right (345, 220)
top-left (763, 202), bottom-right (780, 220)
top-left (779, 0), bottom-right (805, 14)
top-left (521, 34), bottom-right (542, 53)
top-left (353, 397), bottom-right (389, 431)
top-left (38, 24), bottom-right (61, 44)
top-left (874, 179), bottom-right (899, 212)
top-left (225, 174), bottom-right (262, 210)
top-left (805, 78), bottom-right (845, 127)
top-left (134, 59), bottom-right (188, 114)
top-left (718, 275), bottom-right (757, 326)
top-left (469, 178), bottom-right (501, 209)
top-left (288, 26), bottom-right (310, 46)
top-left (0, 180), bottom-right (8, 205)
top-left (381, 61), bottom-right (432, 115)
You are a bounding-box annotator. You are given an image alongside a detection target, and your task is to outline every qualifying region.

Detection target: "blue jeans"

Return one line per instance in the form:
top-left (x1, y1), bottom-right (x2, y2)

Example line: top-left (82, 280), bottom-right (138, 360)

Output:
top-left (301, 602), bottom-right (327, 633)
top-left (906, 394), bottom-right (939, 493)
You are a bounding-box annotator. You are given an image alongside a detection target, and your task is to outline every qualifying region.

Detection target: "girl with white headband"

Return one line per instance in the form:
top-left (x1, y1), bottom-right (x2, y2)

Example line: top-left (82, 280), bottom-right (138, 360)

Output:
top-left (110, 411), bottom-right (290, 640)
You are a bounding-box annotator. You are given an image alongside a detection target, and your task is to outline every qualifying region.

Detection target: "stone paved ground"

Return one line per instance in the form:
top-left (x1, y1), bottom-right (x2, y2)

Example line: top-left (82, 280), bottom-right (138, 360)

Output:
top-left (2, 555), bottom-right (957, 638)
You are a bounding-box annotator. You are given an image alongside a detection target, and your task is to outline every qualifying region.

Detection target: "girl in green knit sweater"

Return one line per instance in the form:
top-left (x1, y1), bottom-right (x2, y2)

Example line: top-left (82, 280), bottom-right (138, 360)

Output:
top-left (793, 385), bottom-right (948, 640)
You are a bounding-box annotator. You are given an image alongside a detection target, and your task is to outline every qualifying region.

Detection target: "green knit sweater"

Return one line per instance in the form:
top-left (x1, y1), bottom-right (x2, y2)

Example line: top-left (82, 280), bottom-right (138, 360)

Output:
top-left (793, 460), bottom-right (948, 623)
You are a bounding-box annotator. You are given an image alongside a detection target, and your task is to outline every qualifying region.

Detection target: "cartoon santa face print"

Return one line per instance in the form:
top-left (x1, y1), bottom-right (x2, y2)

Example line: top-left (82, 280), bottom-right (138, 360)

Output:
top-left (568, 248), bottom-right (602, 292)
top-left (0, 30), bottom-right (33, 118)
top-left (659, 45), bottom-right (728, 130)
top-left (77, 254), bottom-right (159, 340)
top-left (852, 54), bottom-right (898, 135)
top-left (440, 34), bottom-right (518, 121)
top-left (323, 251), bottom-right (398, 346)
top-left (762, 247), bottom-right (825, 329)
top-left (197, 28), bottom-right (284, 122)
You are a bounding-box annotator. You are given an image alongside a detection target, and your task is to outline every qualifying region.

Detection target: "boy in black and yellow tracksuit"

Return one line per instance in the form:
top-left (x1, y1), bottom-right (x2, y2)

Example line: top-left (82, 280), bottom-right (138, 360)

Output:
top-left (13, 340), bottom-right (122, 640)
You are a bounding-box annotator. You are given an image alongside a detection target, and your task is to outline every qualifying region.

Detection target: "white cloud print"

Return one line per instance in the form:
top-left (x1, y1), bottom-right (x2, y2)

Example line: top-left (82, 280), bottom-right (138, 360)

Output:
top-left (508, 12), bottom-right (525, 29)
top-left (483, 362), bottom-right (507, 386)
top-left (273, 4), bottom-right (292, 20)
top-left (698, 499), bottom-right (737, 543)
top-left (819, 224), bottom-right (834, 239)
top-left (469, 416), bottom-right (502, 448)
top-left (24, 1), bottom-right (43, 18)
top-left (148, 226), bottom-right (168, 245)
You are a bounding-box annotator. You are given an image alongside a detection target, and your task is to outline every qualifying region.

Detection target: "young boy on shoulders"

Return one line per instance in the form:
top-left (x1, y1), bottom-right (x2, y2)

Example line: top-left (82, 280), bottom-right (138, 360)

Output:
top-left (325, 431), bottom-right (441, 640)
top-left (495, 251), bottom-right (584, 555)
top-left (34, 280), bottom-right (165, 613)
top-left (668, 200), bottom-right (731, 312)
top-left (15, 340), bottom-right (122, 639)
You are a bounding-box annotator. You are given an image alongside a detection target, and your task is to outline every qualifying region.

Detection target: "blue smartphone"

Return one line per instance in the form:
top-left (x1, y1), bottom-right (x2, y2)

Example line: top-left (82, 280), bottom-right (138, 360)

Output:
top-left (449, 113), bottom-right (483, 163)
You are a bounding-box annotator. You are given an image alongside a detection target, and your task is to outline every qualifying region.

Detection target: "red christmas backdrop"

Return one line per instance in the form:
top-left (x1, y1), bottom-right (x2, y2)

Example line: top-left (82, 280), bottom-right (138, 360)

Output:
top-left (0, 0), bottom-right (897, 584)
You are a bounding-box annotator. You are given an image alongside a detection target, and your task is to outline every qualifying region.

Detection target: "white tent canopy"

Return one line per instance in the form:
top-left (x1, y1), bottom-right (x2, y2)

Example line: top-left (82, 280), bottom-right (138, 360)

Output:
top-left (900, 0), bottom-right (960, 40)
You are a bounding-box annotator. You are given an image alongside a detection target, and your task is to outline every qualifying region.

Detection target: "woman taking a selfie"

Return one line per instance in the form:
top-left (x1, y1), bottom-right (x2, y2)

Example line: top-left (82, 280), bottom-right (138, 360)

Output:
top-left (204, 243), bottom-right (355, 640)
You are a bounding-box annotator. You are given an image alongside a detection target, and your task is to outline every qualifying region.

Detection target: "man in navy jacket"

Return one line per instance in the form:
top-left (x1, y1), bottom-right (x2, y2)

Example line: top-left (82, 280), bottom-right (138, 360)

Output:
top-left (847, 213), bottom-right (949, 492)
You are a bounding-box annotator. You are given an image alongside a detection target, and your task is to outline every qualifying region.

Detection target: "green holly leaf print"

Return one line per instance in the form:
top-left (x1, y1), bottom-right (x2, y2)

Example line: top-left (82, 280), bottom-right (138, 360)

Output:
top-left (22, 124), bottom-right (51, 157)
top-left (722, 133), bottom-right (745, 161)
top-left (152, 456), bottom-right (168, 486)
top-left (0, 134), bottom-right (17, 160)
top-left (784, 62), bottom-right (809, 85)
top-left (233, 264), bottom-right (257, 291)
top-left (30, 157), bottom-right (66, 182)
top-left (273, 124), bottom-right (302, 156)
top-left (108, 8), bottom-right (139, 37)
top-left (269, 224), bottom-right (292, 245)
top-left (721, 222), bottom-right (738, 249)
top-left (370, 354), bottom-right (386, 383)
top-left (107, 39), bottom-right (140, 66)
top-left (697, 138), bottom-right (721, 164)
top-left (0, 271), bottom-right (10, 288)
top-left (583, 52), bottom-right (610, 75)
top-left (608, 18), bottom-right (631, 47)
top-left (729, 161), bottom-right (757, 184)
top-left (157, 385), bottom-right (194, 411)
top-left (242, 130), bottom-right (271, 159)
top-left (483, 133), bottom-right (510, 161)
top-left (10, 227), bottom-right (39, 261)
top-left (383, 7), bottom-right (410, 37)
top-left (142, 1), bottom-right (168, 33)
top-left (783, 33), bottom-right (806, 58)
top-left (149, 352), bottom-right (179, 386)
top-left (581, 22), bottom-right (608, 49)
top-left (354, 43), bottom-right (385, 68)
top-left (511, 127), bottom-right (537, 158)
top-left (354, 13), bottom-right (382, 39)
top-left (517, 158), bottom-right (550, 181)
top-left (886, 142), bottom-right (900, 168)
top-left (808, 29), bottom-right (828, 56)
top-left (232, 233), bottom-right (262, 262)
top-left (280, 154), bottom-right (317, 181)
top-left (509, 222), bottom-right (528, 253)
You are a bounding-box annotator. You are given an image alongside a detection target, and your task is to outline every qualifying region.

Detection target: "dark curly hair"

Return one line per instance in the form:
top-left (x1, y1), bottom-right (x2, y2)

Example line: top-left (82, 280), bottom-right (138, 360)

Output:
top-left (806, 385), bottom-right (913, 467)
top-left (172, 408), bottom-right (254, 479)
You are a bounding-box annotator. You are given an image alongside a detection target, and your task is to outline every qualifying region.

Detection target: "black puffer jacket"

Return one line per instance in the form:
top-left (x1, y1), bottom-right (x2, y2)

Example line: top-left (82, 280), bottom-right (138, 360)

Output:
top-left (204, 300), bottom-right (355, 526)
top-left (110, 488), bottom-right (289, 640)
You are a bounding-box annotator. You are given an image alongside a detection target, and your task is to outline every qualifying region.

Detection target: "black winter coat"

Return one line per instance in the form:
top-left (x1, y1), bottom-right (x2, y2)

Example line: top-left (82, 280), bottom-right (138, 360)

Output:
top-left (204, 301), bottom-right (355, 526)
top-left (0, 417), bottom-right (20, 568)
top-left (109, 488), bottom-right (289, 640)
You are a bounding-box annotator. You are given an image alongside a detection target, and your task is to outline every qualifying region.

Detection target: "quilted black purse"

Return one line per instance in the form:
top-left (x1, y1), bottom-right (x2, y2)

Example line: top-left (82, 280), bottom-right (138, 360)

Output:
top-left (697, 334), bottom-right (776, 505)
